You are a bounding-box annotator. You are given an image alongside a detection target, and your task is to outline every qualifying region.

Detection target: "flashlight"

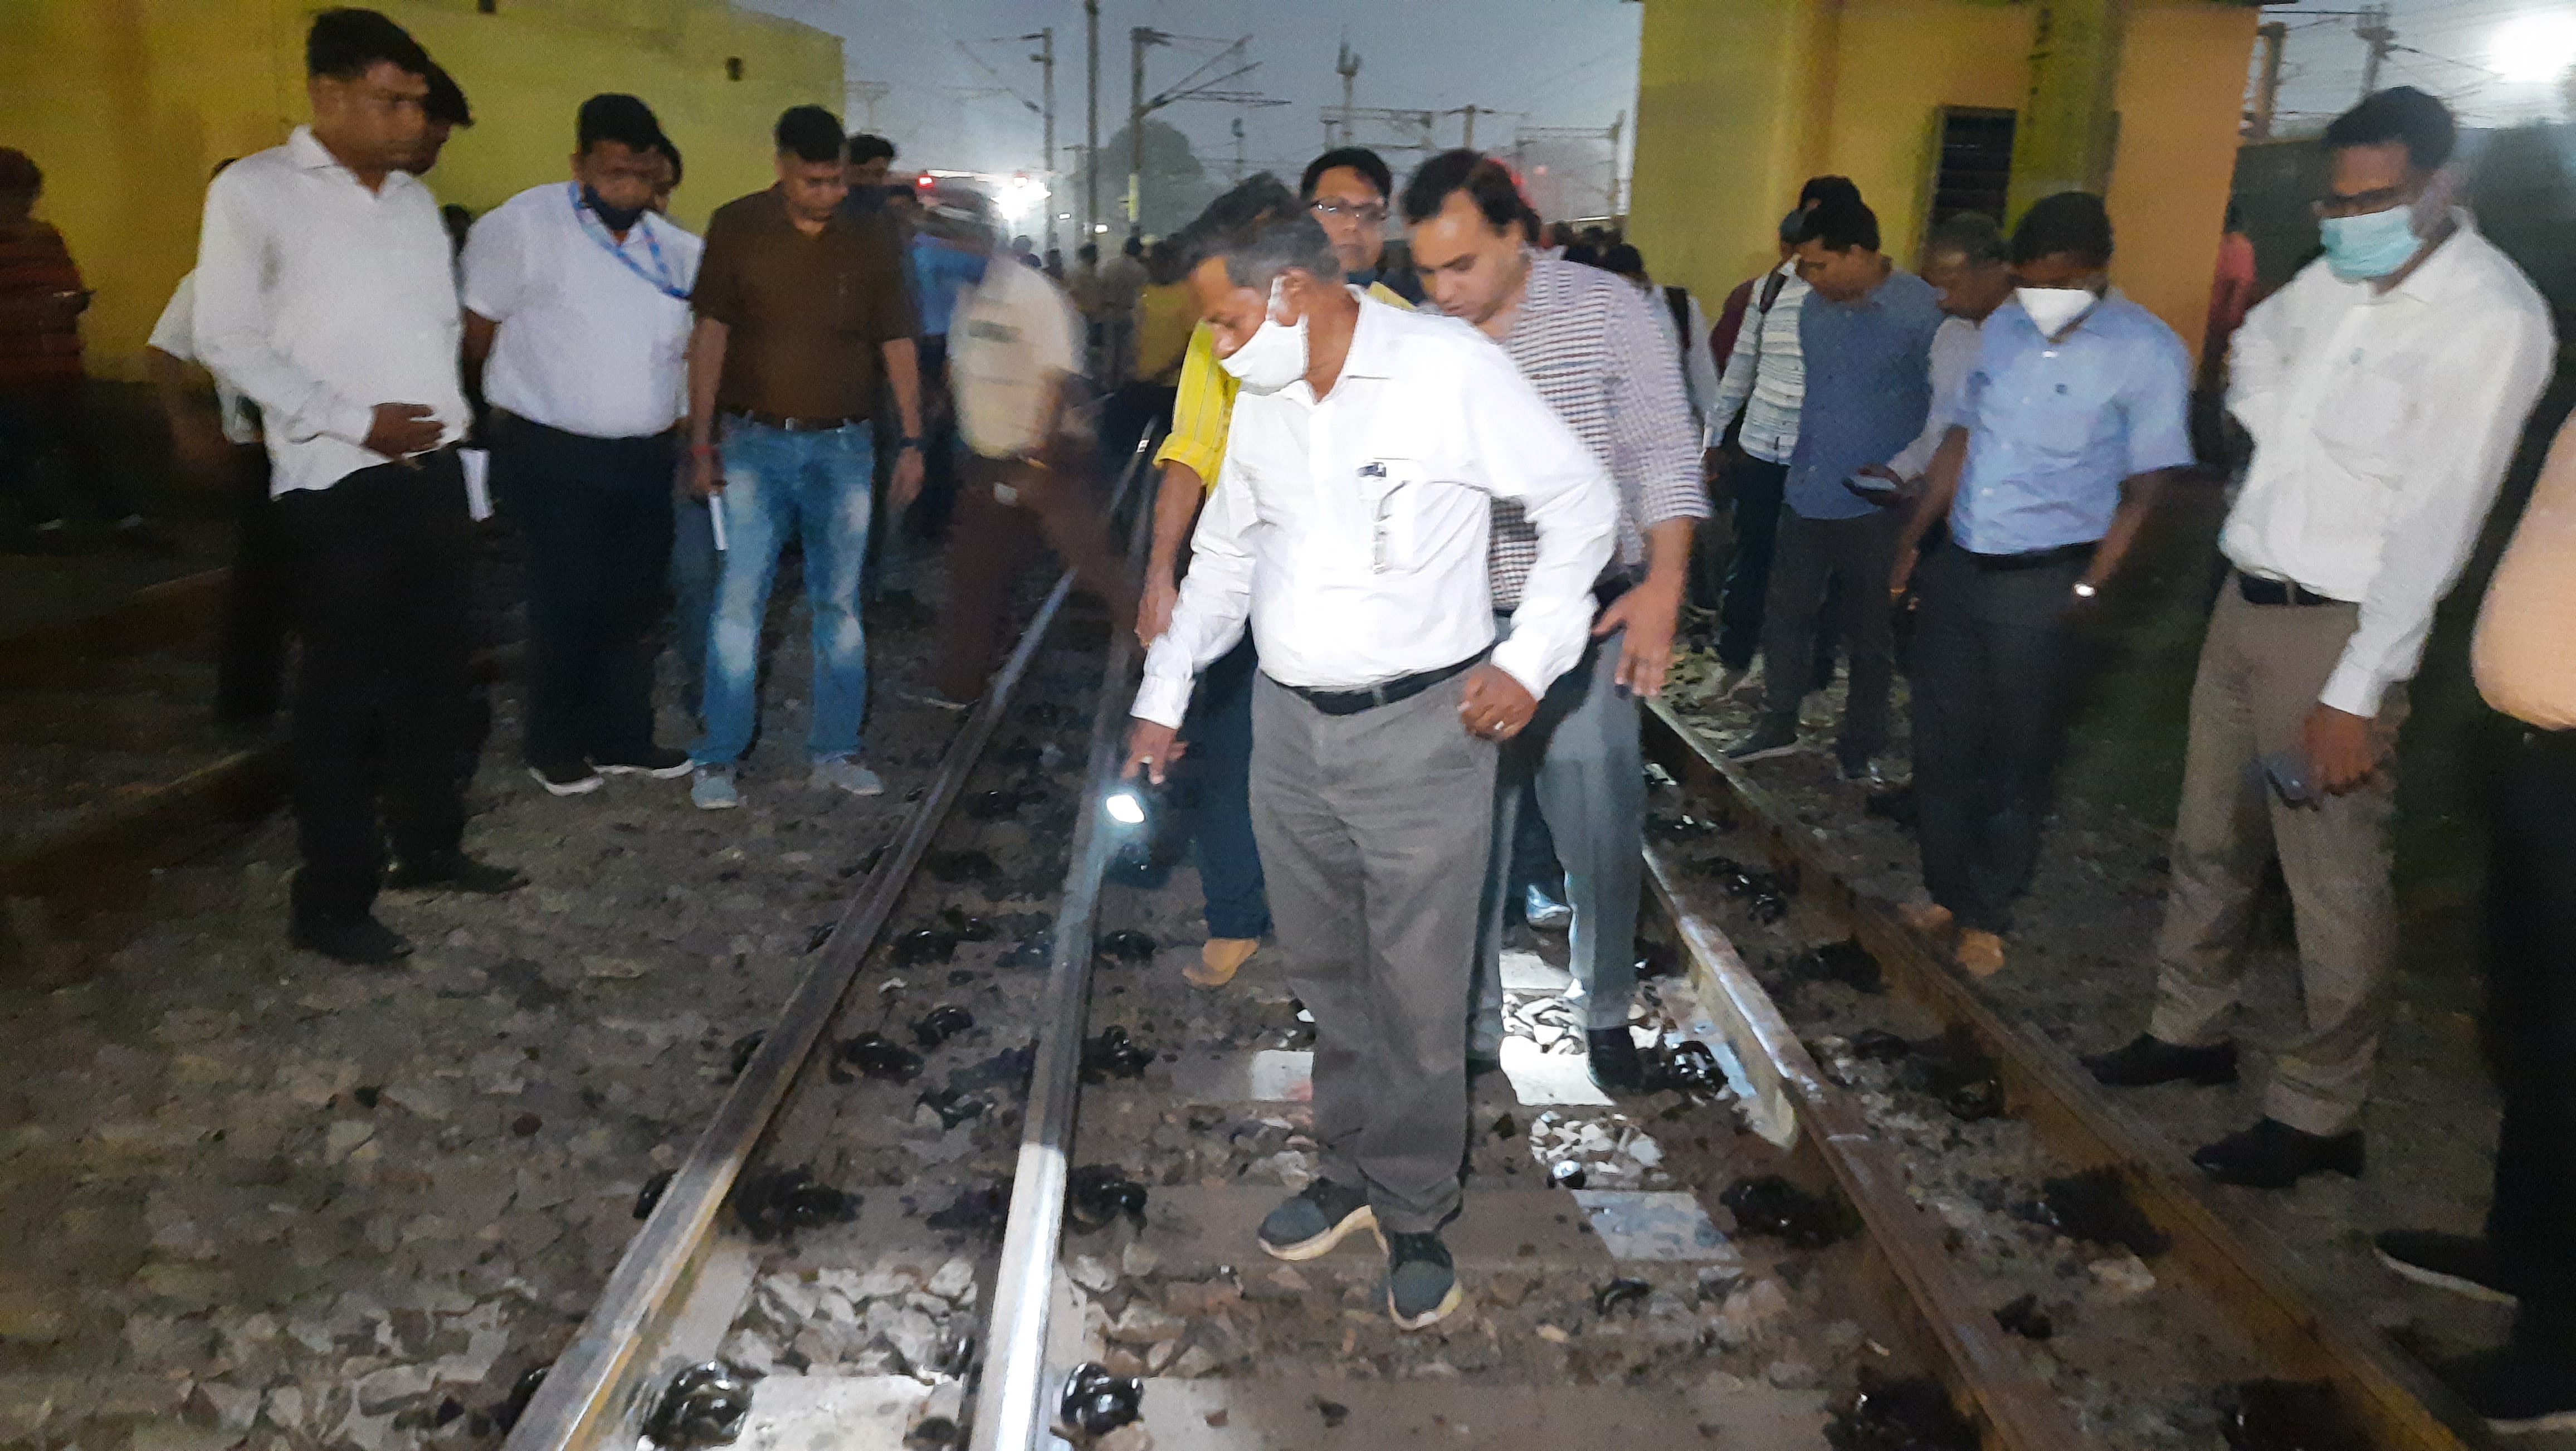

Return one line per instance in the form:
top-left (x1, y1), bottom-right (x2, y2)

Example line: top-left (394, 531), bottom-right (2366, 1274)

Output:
top-left (1104, 787), bottom-right (1147, 826)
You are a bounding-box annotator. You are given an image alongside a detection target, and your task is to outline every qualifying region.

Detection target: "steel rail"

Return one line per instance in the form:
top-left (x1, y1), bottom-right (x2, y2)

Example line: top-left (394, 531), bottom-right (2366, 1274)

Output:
top-left (1640, 697), bottom-right (2477, 1451)
top-left (504, 434), bottom-right (1159, 1451)
top-left (969, 469), bottom-right (1157, 1451)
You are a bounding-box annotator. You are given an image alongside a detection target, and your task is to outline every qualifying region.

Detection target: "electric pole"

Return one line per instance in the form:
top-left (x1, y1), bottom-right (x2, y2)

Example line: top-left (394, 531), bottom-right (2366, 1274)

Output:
top-left (1023, 28), bottom-right (1057, 251)
top-left (2357, 6), bottom-right (2394, 100)
top-left (2249, 20), bottom-right (2285, 140)
top-left (1332, 42), bottom-right (1360, 145)
top-left (1130, 27), bottom-right (1172, 234)
top-left (1084, 0), bottom-right (1100, 244)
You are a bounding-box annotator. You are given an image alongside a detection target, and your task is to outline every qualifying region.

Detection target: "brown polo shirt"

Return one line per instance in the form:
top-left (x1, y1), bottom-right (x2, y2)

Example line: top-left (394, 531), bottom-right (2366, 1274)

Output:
top-left (693, 187), bottom-right (916, 423)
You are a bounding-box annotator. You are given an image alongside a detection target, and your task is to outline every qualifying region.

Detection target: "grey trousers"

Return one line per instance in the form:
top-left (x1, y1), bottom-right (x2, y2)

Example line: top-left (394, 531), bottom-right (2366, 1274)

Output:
top-left (1471, 624), bottom-right (1646, 1049)
top-left (1250, 668), bottom-right (1498, 1234)
top-left (2148, 583), bottom-right (2405, 1137)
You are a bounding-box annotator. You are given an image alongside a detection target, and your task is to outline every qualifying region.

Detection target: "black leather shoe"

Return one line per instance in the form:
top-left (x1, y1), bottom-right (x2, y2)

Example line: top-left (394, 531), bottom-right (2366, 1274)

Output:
top-left (2429, 1340), bottom-right (2576, 1435)
top-left (2192, 1117), bottom-right (2364, 1189)
top-left (2083, 1033), bottom-right (2239, 1088)
top-left (1587, 1026), bottom-right (1646, 1093)
top-left (290, 913), bottom-right (413, 965)
top-left (384, 851), bottom-right (529, 894)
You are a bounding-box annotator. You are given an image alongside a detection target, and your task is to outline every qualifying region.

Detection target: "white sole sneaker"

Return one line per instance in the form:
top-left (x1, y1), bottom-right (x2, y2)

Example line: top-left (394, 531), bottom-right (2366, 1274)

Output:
top-left (2374, 1245), bottom-right (2520, 1306)
top-left (596, 759), bottom-right (694, 780)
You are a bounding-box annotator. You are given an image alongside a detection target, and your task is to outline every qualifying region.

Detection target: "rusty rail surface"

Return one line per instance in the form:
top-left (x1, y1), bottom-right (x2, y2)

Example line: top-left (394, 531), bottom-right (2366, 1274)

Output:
top-left (1640, 698), bottom-right (2475, 1451)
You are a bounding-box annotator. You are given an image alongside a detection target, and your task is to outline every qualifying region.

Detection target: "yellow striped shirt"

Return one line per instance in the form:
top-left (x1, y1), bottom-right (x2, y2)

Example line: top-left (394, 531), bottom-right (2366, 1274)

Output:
top-left (1154, 280), bottom-right (1413, 492)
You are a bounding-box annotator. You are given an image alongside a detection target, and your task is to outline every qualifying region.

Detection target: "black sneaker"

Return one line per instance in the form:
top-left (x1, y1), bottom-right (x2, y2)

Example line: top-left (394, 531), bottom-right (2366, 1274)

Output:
top-left (592, 746), bottom-right (692, 780)
top-left (384, 851), bottom-right (529, 895)
top-left (2428, 1341), bottom-right (2576, 1435)
top-left (528, 759), bottom-right (604, 796)
top-left (1724, 715), bottom-right (1801, 762)
top-left (290, 913), bottom-right (413, 965)
top-left (2191, 1117), bottom-right (2364, 1189)
top-left (2083, 1033), bottom-right (2240, 1088)
top-left (1587, 1026), bottom-right (1647, 1093)
top-left (1523, 884), bottom-right (1573, 932)
top-left (1257, 1178), bottom-right (1379, 1261)
top-left (1384, 1231), bottom-right (1463, 1330)
top-left (2374, 1230), bottom-right (2520, 1306)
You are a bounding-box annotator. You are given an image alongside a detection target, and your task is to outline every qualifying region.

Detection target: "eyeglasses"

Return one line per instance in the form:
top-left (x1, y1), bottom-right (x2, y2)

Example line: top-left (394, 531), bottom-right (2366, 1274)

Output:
top-left (1309, 198), bottom-right (1387, 225)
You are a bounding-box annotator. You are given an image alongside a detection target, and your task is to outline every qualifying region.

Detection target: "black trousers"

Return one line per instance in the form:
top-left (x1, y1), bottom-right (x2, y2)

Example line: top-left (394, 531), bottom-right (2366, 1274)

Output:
top-left (2481, 717), bottom-right (2576, 1350)
top-left (274, 453), bottom-right (475, 922)
top-left (217, 445), bottom-right (292, 722)
top-left (1715, 456), bottom-right (1787, 669)
top-left (1907, 542), bottom-right (2087, 933)
top-left (1759, 506), bottom-right (1899, 767)
top-left (492, 417), bottom-right (675, 766)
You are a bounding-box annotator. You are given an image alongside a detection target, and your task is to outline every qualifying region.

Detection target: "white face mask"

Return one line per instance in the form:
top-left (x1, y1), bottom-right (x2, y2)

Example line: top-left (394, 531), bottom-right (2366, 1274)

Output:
top-left (2016, 286), bottom-right (2098, 338)
top-left (1216, 278), bottom-right (1310, 395)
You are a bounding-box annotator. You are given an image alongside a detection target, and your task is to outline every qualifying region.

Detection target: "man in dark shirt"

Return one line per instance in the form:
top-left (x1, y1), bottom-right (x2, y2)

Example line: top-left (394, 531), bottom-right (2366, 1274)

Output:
top-left (684, 105), bottom-right (924, 810)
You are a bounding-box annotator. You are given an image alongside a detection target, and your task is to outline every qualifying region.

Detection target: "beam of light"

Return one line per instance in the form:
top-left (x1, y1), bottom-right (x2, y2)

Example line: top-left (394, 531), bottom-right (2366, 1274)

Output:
top-left (2490, 13), bottom-right (2576, 85)
top-left (998, 173), bottom-right (1048, 224)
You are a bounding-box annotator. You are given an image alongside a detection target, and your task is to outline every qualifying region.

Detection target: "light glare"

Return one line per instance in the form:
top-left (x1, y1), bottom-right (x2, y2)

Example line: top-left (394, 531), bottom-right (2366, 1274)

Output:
top-left (2491, 13), bottom-right (2576, 85)
top-left (1105, 791), bottom-right (1146, 825)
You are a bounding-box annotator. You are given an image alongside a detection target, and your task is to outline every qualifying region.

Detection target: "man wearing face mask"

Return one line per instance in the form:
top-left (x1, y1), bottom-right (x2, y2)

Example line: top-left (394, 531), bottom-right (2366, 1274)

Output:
top-left (2088, 87), bottom-right (2555, 1190)
top-left (463, 94), bottom-right (702, 797)
top-left (1402, 149), bottom-right (1704, 1092)
top-left (1889, 193), bottom-right (2193, 980)
top-left (1125, 178), bottom-right (1615, 1329)
top-left (1135, 152), bottom-right (1416, 992)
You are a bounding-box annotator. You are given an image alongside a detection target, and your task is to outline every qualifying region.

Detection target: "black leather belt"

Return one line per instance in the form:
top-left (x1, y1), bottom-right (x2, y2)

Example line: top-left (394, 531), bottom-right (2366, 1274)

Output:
top-left (1279, 654), bottom-right (1481, 717)
top-left (1965, 540), bottom-right (2097, 573)
top-left (726, 410), bottom-right (868, 432)
top-left (2237, 572), bottom-right (2346, 607)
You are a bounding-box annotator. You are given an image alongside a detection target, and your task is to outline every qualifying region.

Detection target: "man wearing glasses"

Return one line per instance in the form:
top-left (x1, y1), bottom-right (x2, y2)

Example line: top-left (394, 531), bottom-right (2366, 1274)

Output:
top-left (1134, 147), bottom-right (1416, 991)
top-left (2088, 87), bottom-right (2554, 1190)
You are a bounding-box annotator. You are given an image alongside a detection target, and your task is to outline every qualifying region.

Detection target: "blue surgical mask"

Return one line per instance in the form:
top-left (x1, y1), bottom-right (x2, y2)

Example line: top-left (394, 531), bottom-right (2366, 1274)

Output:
top-left (2319, 204), bottom-right (2419, 281)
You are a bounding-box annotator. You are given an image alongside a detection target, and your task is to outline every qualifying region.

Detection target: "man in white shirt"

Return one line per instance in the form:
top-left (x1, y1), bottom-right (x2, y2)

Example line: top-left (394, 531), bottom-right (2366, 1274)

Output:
top-left (193, 7), bottom-right (525, 965)
top-left (921, 184), bottom-right (1132, 704)
top-left (1124, 184), bottom-right (1615, 1330)
top-left (462, 94), bottom-right (702, 798)
top-left (2088, 87), bottom-right (2556, 1189)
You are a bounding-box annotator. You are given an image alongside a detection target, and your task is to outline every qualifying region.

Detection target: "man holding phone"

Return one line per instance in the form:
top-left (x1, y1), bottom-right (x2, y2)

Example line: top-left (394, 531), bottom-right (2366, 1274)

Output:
top-left (1723, 194), bottom-right (1940, 781)
top-left (2086, 89), bottom-right (2554, 1190)
top-left (1889, 192), bottom-right (2192, 980)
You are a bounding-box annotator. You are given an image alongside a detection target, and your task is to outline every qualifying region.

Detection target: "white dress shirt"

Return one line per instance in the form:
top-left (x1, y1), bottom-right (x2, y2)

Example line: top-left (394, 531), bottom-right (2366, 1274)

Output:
top-left (193, 126), bottom-right (469, 496)
top-left (949, 256), bottom-right (1080, 458)
top-left (1703, 262), bottom-right (1808, 461)
top-left (461, 182), bottom-right (702, 439)
top-left (2223, 214), bottom-right (2555, 717)
top-left (147, 273), bottom-right (259, 445)
top-left (1133, 294), bottom-right (1617, 729)
top-left (1886, 314), bottom-right (1981, 480)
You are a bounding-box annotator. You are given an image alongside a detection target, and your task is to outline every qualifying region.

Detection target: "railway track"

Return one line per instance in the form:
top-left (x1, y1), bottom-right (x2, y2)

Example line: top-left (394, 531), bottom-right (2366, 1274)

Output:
top-left (492, 532), bottom-right (2480, 1450)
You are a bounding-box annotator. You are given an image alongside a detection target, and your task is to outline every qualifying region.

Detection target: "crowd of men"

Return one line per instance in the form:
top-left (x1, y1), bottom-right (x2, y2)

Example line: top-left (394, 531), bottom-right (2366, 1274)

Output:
top-left (7, 4), bottom-right (2566, 1422)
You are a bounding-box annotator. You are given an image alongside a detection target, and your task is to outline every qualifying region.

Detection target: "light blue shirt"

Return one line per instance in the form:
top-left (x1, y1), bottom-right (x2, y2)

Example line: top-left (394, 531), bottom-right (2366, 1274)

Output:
top-left (909, 236), bottom-right (988, 340)
top-left (1945, 291), bottom-right (2194, 555)
top-left (1787, 267), bottom-right (1943, 520)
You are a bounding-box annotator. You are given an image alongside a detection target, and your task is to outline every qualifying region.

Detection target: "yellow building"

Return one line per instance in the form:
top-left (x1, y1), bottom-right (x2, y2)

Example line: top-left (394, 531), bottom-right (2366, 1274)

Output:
top-left (1629, 0), bottom-right (2260, 362)
top-left (1, 0), bottom-right (842, 377)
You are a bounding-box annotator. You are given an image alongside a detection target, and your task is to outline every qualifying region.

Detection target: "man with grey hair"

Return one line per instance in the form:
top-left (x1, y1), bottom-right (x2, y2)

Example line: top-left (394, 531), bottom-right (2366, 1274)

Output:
top-left (1124, 176), bottom-right (1615, 1331)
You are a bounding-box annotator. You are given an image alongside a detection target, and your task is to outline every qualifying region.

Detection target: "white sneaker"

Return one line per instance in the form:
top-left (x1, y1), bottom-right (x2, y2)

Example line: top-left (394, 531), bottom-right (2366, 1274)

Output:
top-left (810, 754), bottom-right (885, 796)
top-left (691, 766), bottom-right (741, 810)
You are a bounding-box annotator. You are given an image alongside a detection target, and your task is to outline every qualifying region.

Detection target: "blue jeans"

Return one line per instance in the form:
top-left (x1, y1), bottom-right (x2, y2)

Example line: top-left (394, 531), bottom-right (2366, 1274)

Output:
top-left (690, 417), bottom-right (876, 768)
top-left (670, 489), bottom-right (719, 711)
top-left (1186, 636), bottom-right (1271, 939)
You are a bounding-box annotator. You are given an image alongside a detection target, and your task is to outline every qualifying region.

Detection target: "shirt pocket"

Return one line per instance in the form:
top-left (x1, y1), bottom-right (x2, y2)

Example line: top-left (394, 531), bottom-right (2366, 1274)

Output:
top-left (2312, 370), bottom-right (2408, 482)
top-left (1356, 459), bottom-right (1423, 574)
top-left (2009, 379), bottom-right (2106, 461)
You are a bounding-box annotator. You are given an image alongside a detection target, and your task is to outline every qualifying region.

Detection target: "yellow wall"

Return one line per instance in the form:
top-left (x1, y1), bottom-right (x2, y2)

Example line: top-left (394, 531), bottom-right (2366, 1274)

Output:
top-left (0, 0), bottom-right (841, 377)
top-left (1632, 0), bottom-right (2257, 361)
